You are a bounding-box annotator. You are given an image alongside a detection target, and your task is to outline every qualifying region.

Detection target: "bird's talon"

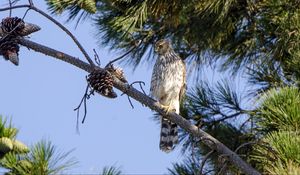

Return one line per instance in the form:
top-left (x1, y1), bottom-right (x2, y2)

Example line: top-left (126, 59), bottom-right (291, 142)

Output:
top-left (161, 105), bottom-right (174, 114)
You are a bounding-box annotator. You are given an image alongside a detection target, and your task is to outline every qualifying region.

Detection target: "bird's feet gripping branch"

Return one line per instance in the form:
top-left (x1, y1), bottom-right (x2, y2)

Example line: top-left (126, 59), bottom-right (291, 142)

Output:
top-left (159, 103), bottom-right (176, 114)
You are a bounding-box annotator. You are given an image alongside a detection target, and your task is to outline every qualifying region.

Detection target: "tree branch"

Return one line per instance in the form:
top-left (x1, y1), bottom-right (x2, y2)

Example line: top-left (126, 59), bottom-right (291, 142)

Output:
top-left (18, 38), bottom-right (260, 175)
top-left (0, 2), bottom-right (95, 67)
top-left (0, 4), bottom-right (30, 12)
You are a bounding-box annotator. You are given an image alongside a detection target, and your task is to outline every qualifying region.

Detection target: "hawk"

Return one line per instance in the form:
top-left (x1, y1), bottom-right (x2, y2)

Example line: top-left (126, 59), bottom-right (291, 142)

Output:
top-left (150, 39), bottom-right (186, 153)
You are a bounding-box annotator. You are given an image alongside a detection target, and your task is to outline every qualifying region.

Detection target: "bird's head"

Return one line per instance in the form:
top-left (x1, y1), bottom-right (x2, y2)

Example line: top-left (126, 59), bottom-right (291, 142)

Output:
top-left (154, 39), bottom-right (171, 55)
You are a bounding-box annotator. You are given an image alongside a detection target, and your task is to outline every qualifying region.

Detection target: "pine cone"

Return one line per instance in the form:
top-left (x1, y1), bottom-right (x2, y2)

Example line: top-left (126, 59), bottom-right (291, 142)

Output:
top-left (105, 65), bottom-right (128, 83)
top-left (0, 35), bottom-right (19, 65)
top-left (87, 69), bottom-right (117, 98)
top-left (0, 17), bottom-right (40, 36)
top-left (1, 17), bottom-right (25, 36)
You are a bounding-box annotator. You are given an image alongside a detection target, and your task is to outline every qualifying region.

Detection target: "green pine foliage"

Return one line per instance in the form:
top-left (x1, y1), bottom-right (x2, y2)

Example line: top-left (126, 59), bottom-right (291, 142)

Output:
top-left (100, 166), bottom-right (122, 175)
top-left (0, 116), bottom-right (29, 158)
top-left (177, 79), bottom-right (255, 174)
top-left (0, 140), bottom-right (77, 175)
top-left (250, 87), bottom-right (300, 174)
top-left (46, 0), bottom-right (300, 79)
top-left (46, 0), bottom-right (96, 14)
top-left (256, 87), bottom-right (300, 132)
top-left (45, 0), bottom-right (96, 25)
top-left (252, 131), bottom-right (300, 174)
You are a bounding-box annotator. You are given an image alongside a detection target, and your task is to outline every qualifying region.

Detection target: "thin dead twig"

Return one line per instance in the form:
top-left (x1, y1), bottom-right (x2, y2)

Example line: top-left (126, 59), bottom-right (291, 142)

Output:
top-left (121, 81), bottom-right (147, 109)
top-left (93, 49), bottom-right (101, 66)
top-left (105, 39), bottom-right (142, 67)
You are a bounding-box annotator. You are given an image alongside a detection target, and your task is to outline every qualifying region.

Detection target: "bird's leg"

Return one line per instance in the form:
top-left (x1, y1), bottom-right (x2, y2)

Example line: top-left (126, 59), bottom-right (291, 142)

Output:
top-left (160, 104), bottom-right (175, 114)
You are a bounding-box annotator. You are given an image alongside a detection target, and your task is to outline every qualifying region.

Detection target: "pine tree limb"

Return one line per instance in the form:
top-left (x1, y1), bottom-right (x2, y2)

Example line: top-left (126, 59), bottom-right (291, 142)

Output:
top-left (18, 38), bottom-right (260, 175)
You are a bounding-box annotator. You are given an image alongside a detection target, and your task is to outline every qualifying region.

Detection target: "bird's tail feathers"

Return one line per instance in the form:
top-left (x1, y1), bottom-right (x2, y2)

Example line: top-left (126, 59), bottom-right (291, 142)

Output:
top-left (160, 117), bottom-right (178, 153)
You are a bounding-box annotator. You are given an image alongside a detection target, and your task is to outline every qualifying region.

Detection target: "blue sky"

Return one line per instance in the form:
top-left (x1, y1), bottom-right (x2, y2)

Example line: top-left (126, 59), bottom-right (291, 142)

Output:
top-left (0, 1), bottom-right (185, 174)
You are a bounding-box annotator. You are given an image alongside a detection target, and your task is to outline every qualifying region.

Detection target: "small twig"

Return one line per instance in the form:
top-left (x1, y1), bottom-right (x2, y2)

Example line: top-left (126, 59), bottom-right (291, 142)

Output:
top-left (121, 90), bottom-right (134, 108)
top-left (121, 81), bottom-right (146, 108)
top-left (22, 8), bottom-right (31, 20)
top-left (106, 40), bottom-right (142, 67)
top-left (106, 46), bottom-right (136, 67)
top-left (93, 49), bottom-right (101, 66)
top-left (74, 80), bottom-right (96, 132)
top-left (131, 81), bottom-right (146, 95)
top-left (82, 93), bottom-right (88, 123)
top-left (8, 0), bottom-right (12, 17)
top-left (127, 95), bottom-right (134, 108)
top-left (138, 81), bottom-right (146, 95)
top-left (199, 150), bottom-right (215, 175)
top-left (28, 0), bottom-right (33, 6)
top-left (0, 4), bottom-right (30, 12)
top-left (235, 141), bottom-right (257, 153)
top-left (74, 84), bottom-right (90, 132)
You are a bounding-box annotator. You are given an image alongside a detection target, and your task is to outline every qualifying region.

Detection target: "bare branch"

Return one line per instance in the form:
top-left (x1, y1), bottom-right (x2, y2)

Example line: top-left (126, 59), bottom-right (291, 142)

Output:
top-left (18, 38), bottom-right (92, 72)
top-left (17, 38), bottom-right (260, 175)
top-left (0, 4), bottom-right (30, 12)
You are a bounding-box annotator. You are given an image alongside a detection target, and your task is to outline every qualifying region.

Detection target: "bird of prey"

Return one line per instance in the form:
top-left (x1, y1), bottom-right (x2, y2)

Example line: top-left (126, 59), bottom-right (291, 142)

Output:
top-left (150, 39), bottom-right (186, 152)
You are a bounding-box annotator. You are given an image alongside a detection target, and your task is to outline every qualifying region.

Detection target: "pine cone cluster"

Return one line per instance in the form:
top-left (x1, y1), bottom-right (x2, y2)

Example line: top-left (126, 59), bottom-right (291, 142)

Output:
top-left (0, 35), bottom-right (20, 65)
top-left (87, 69), bottom-right (117, 98)
top-left (1, 17), bottom-right (25, 36)
top-left (0, 17), bottom-right (25, 66)
top-left (0, 17), bottom-right (41, 66)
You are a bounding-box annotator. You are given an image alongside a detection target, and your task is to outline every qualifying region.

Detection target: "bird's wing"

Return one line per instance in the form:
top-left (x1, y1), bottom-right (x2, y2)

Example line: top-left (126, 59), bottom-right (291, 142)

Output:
top-left (150, 61), bottom-right (159, 98)
top-left (179, 60), bottom-right (187, 102)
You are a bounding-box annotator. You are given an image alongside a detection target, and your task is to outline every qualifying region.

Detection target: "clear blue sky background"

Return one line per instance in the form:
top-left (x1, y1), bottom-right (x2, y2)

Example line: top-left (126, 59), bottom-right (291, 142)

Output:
top-left (0, 1), bottom-right (252, 174)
